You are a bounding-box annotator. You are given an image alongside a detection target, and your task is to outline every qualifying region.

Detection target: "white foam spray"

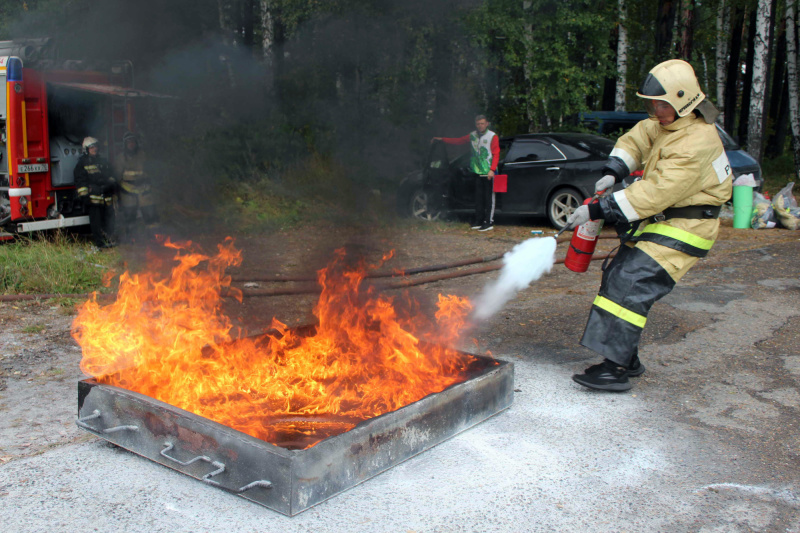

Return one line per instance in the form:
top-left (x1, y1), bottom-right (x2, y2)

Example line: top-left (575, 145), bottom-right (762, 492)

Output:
top-left (472, 237), bottom-right (557, 321)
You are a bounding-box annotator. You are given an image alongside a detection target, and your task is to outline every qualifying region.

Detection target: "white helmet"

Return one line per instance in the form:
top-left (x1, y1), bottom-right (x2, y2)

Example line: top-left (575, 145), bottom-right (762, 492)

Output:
top-left (82, 137), bottom-right (99, 153)
top-left (637, 59), bottom-right (719, 124)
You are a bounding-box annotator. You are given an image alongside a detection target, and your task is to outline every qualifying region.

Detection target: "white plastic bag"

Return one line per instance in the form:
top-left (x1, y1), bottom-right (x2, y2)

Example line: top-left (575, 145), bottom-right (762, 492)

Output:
top-left (772, 182), bottom-right (800, 230)
top-left (733, 173), bottom-right (757, 187)
top-left (751, 192), bottom-right (776, 229)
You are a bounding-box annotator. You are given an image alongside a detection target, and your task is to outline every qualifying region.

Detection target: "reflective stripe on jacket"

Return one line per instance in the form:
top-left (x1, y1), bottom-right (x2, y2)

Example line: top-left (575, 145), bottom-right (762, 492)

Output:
top-left (115, 151), bottom-right (149, 194)
top-left (598, 114), bottom-right (733, 280)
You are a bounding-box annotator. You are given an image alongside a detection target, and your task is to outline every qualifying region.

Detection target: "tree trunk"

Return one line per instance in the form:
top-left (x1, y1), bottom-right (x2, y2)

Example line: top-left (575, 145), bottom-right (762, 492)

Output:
top-left (218, 0), bottom-right (234, 44)
top-left (738, 10), bottom-right (757, 145)
top-left (765, 16), bottom-right (788, 157)
top-left (715, 0), bottom-right (730, 123)
top-left (766, 70), bottom-right (790, 158)
top-left (678, 0), bottom-right (695, 61)
top-left (724, 7), bottom-right (745, 133)
top-left (602, 23), bottom-right (619, 111)
top-left (746, 0), bottom-right (772, 162)
top-left (217, 0), bottom-right (237, 89)
top-left (615, 0), bottom-right (628, 112)
top-left (786, 0), bottom-right (800, 178)
top-left (523, 1), bottom-right (538, 131)
top-left (655, 0), bottom-right (677, 61)
top-left (242, 0), bottom-right (255, 49)
top-left (259, 0), bottom-right (274, 66)
top-left (761, 0), bottom-right (779, 135)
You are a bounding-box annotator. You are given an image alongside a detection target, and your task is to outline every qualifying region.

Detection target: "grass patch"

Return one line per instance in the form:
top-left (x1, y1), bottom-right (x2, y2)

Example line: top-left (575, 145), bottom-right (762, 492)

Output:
top-left (21, 324), bottom-right (46, 334)
top-left (218, 179), bottom-right (308, 233)
top-left (0, 233), bottom-right (120, 295)
top-left (216, 154), bottom-right (394, 233)
top-left (761, 154), bottom-right (797, 196)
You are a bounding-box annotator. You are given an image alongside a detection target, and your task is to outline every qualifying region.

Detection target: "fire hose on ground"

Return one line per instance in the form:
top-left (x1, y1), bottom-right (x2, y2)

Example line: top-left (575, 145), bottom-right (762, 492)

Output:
top-left (233, 251), bottom-right (618, 298)
top-left (0, 235), bottom-right (620, 302)
top-left (228, 234), bottom-right (621, 283)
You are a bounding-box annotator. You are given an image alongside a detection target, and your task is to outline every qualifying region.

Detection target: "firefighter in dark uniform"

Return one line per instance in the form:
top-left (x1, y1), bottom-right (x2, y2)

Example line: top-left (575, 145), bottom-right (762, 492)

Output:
top-left (115, 131), bottom-right (157, 238)
top-left (74, 137), bottom-right (117, 248)
top-left (565, 59), bottom-right (733, 391)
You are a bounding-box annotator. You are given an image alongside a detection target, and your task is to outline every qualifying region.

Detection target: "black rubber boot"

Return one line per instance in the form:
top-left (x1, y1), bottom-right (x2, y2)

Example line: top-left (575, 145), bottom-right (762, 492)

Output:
top-left (627, 353), bottom-right (645, 377)
top-left (572, 360), bottom-right (632, 392)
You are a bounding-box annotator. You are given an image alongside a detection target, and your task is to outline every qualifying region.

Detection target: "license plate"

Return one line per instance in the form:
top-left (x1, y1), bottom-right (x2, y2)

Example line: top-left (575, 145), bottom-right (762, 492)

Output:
top-left (18, 163), bottom-right (49, 173)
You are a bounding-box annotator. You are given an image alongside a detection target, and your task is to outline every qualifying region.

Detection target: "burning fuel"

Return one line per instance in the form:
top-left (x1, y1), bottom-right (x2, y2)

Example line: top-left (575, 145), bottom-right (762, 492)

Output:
top-left (72, 238), bottom-right (486, 449)
top-left (471, 237), bottom-right (557, 321)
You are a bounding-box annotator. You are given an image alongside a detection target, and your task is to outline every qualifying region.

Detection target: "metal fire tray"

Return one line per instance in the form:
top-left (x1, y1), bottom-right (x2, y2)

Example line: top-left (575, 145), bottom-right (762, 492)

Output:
top-left (76, 354), bottom-right (513, 516)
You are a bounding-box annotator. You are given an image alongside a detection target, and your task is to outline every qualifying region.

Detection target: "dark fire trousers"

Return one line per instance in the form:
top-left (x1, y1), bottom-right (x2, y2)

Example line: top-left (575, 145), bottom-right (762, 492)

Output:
top-left (474, 173), bottom-right (495, 225)
top-left (87, 199), bottom-right (115, 247)
top-left (580, 244), bottom-right (676, 367)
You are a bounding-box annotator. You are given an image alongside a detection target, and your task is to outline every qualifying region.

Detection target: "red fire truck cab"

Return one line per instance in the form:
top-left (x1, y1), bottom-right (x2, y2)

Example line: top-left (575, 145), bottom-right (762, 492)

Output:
top-left (0, 43), bottom-right (163, 239)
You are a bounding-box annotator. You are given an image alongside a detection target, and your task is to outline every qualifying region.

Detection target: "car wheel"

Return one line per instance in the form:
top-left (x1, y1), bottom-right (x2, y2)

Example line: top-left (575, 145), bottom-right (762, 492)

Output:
top-left (408, 188), bottom-right (442, 221)
top-left (548, 188), bottom-right (584, 229)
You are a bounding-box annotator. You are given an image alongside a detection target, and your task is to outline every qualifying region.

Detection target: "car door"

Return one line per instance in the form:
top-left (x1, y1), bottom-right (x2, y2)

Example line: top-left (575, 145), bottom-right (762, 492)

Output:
top-left (448, 152), bottom-right (475, 209)
top-left (499, 139), bottom-right (567, 214)
top-left (422, 141), bottom-right (456, 212)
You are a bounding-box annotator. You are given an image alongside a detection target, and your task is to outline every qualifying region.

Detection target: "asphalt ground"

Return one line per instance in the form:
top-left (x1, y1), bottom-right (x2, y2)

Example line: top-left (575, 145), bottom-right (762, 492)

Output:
top-left (0, 219), bottom-right (799, 532)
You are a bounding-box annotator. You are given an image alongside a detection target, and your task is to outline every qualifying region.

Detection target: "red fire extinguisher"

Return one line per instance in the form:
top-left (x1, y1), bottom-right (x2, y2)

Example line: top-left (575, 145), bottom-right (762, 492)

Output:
top-left (564, 195), bottom-right (604, 273)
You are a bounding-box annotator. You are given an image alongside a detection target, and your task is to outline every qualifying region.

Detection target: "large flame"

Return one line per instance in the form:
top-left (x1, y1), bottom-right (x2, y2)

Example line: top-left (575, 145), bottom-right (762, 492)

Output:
top-left (73, 238), bottom-right (484, 449)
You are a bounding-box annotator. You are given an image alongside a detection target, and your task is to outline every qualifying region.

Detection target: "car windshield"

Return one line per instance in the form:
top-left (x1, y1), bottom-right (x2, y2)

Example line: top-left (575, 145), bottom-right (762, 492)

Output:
top-left (715, 125), bottom-right (740, 150)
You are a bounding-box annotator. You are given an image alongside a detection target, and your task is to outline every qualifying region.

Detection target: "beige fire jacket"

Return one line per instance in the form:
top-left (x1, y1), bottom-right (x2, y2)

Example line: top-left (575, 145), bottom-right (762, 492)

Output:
top-left (599, 114), bottom-right (733, 281)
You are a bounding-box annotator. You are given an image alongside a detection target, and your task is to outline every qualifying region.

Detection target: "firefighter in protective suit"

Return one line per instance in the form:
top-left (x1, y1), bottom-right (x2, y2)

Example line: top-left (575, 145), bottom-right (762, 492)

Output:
top-left (565, 59), bottom-right (732, 391)
top-left (74, 137), bottom-right (117, 248)
top-left (115, 131), bottom-right (157, 238)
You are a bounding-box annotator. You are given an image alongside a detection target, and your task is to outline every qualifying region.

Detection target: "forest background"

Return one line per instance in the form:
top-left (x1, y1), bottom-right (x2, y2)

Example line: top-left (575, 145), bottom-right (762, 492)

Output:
top-left (0, 0), bottom-right (797, 232)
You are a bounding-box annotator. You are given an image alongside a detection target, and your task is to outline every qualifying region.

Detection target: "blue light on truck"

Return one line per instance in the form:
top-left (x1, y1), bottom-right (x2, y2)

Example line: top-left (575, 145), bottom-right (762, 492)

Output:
top-left (7, 57), bottom-right (22, 82)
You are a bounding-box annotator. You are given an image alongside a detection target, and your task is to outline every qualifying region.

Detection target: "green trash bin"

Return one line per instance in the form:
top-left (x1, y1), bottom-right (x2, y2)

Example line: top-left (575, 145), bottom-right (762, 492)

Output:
top-left (733, 185), bottom-right (754, 229)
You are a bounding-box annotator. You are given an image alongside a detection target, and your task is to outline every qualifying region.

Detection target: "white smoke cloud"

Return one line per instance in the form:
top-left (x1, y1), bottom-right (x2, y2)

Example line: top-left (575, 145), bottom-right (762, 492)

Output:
top-left (472, 237), bottom-right (557, 321)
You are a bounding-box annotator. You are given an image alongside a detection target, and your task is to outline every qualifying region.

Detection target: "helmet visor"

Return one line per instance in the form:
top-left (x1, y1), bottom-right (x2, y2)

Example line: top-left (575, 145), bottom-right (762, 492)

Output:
top-left (643, 99), bottom-right (678, 122)
top-left (639, 73), bottom-right (667, 97)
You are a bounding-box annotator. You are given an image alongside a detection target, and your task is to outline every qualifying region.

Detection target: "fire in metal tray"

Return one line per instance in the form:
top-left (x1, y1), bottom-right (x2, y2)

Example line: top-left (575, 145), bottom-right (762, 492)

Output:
top-left (72, 238), bottom-right (490, 449)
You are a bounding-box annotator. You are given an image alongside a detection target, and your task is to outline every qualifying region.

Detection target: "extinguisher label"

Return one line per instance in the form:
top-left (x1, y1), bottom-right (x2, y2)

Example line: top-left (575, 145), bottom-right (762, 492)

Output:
top-left (577, 220), bottom-right (601, 240)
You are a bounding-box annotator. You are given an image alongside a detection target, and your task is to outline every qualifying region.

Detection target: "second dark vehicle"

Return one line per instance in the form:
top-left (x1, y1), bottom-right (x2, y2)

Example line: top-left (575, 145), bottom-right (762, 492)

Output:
top-left (398, 133), bottom-right (617, 229)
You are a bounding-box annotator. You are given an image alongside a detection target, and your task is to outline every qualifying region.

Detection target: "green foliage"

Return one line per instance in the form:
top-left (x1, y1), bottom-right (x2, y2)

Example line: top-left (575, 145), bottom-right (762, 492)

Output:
top-left (214, 154), bottom-right (369, 233)
top-left (464, 0), bottom-right (616, 134)
top-left (0, 233), bottom-right (120, 295)
top-left (761, 153), bottom-right (797, 195)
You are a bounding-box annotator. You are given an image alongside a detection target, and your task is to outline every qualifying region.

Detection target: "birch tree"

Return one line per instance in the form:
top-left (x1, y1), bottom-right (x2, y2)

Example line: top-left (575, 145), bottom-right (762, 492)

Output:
top-left (787, 0), bottom-right (800, 177)
top-left (614, 0), bottom-right (628, 112)
top-left (260, 0), bottom-right (274, 66)
top-left (715, 0), bottom-right (730, 123)
top-left (523, 1), bottom-right (536, 131)
top-left (746, 0), bottom-right (772, 162)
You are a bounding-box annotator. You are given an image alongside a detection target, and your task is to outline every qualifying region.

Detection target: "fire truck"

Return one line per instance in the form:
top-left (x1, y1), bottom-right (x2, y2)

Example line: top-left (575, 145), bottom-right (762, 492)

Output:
top-left (0, 39), bottom-right (164, 240)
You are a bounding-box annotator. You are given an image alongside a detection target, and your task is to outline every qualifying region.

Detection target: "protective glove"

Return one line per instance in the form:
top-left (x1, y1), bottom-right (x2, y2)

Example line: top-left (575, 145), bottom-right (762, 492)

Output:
top-left (565, 204), bottom-right (590, 229)
top-left (595, 175), bottom-right (615, 195)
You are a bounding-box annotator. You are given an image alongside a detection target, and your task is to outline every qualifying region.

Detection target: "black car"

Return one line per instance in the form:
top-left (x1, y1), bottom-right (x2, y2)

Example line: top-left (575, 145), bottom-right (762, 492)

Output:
top-left (397, 133), bottom-right (617, 229)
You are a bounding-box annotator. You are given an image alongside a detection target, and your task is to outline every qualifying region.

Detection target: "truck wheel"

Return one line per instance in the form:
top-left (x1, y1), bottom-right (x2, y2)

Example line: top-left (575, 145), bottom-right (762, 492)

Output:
top-left (548, 188), bottom-right (584, 230)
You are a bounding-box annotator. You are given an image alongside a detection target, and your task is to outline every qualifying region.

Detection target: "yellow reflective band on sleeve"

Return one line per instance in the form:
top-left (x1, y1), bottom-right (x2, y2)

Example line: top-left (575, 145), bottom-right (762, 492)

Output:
top-left (640, 224), bottom-right (714, 251)
top-left (593, 296), bottom-right (647, 328)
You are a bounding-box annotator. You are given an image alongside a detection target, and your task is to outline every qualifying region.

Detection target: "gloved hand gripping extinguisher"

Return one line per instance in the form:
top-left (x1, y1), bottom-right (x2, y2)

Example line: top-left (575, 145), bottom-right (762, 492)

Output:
top-left (562, 191), bottom-right (606, 273)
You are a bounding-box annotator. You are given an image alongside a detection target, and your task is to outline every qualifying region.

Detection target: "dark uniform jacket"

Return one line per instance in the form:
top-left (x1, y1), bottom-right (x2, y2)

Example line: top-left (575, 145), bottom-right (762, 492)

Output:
top-left (74, 154), bottom-right (116, 203)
